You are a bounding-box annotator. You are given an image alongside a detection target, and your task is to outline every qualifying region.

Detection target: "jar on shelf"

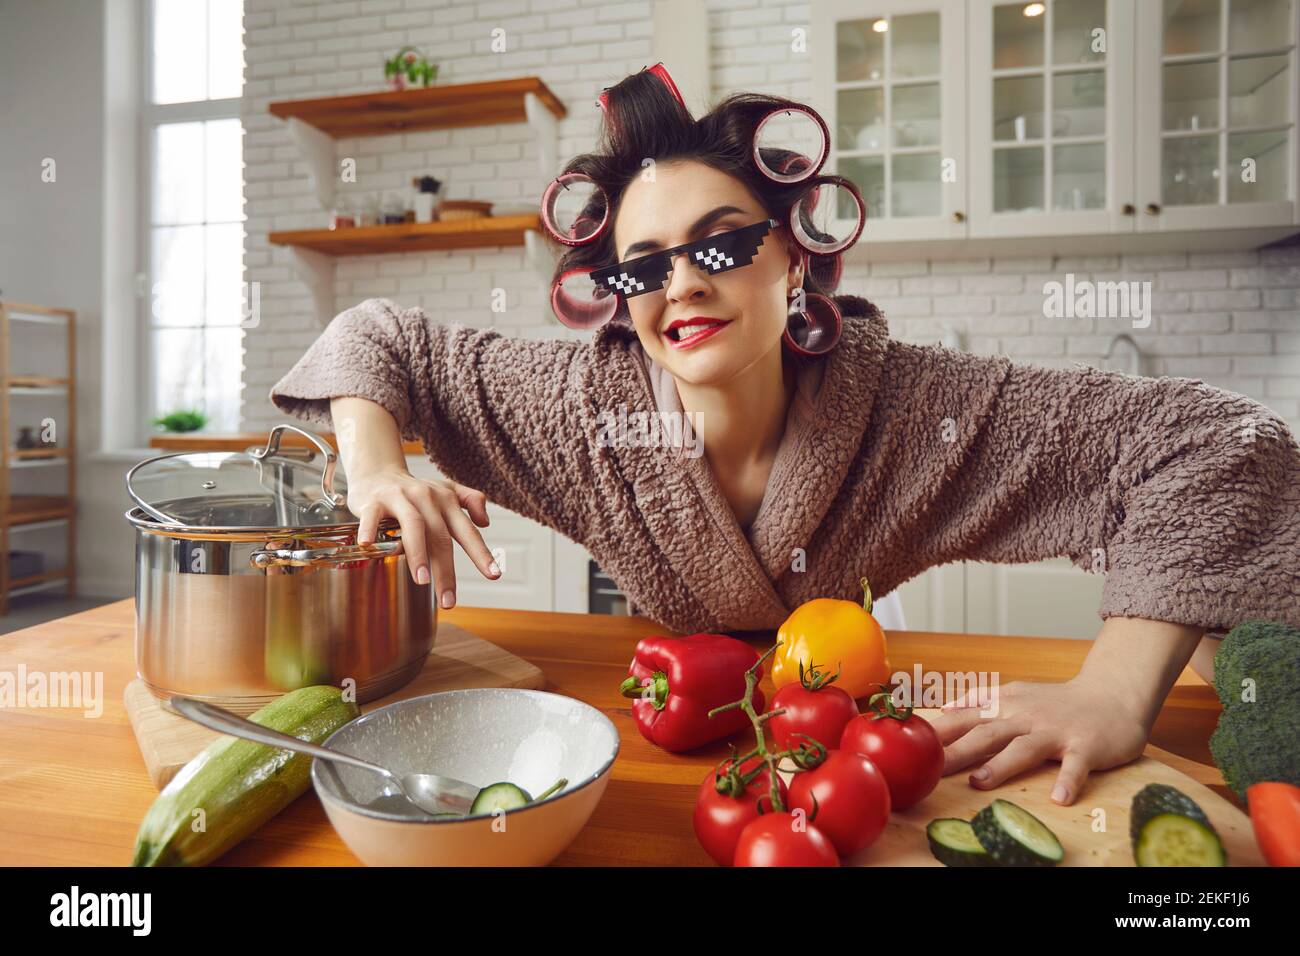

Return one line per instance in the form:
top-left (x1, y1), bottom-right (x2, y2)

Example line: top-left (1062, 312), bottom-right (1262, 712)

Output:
top-left (329, 194), bottom-right (356, 230)
top-left (413, 175), bottom-right (442, 223)
top-left (381, 193), bottom-right (406, 225)
top-left (403, 181), bottom-right (417, 223)
top-left (358, 193), bottom-right (381, 228)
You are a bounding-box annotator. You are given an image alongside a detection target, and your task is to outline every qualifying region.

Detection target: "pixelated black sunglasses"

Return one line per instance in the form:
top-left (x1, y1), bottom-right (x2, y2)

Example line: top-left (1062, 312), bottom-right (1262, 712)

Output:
top-left (590, 218), bottom-right (782, 299)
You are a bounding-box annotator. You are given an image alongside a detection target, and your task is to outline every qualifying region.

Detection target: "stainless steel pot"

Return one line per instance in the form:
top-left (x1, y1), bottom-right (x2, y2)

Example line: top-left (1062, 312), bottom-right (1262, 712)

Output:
top-left (124, 425), bottom-right (435, 714)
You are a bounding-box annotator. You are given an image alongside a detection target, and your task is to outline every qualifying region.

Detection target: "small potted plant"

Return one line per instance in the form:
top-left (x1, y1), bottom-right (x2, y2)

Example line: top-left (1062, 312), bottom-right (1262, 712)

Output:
top-left (384, 47), bottom-right (438, 90)
top-left (153, 410), bottom-right (209, 433)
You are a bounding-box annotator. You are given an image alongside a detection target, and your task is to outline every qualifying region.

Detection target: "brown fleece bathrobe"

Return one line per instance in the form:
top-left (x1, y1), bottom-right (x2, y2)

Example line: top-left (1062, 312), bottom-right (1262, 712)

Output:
top-left (270, 295), bottom-right (1300, 635)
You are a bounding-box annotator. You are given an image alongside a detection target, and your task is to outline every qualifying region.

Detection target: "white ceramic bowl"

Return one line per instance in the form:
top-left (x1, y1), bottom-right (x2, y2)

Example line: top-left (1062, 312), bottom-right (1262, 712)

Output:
top-left (311, 688), bottom-right (619, 866)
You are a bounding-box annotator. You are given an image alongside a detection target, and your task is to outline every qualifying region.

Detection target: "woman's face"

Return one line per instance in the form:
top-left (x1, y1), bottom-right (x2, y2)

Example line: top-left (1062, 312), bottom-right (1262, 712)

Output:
top-left (613, 159), bottom-right (802, 386)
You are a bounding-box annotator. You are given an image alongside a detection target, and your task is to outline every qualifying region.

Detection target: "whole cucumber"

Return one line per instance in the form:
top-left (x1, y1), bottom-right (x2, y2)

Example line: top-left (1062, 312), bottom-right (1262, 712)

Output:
top-left (132, 685), bottom-right (359, 866)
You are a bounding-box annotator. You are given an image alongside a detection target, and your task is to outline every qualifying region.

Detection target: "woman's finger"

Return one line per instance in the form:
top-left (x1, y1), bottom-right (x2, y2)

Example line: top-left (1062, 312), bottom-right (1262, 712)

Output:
top-left (969, 732), bottom-right (1057, 790)
top-left (438, 499), bottom-right (502, 580)
top-left (387, 497), bottom-right (431, 588)
top-left (928, 706), bottom-right (987, 747)
top-left (942, 716), bottom-right (1031, 775)
top-left (449, 482), bottom-right (491, 528)
top-left (1051, 749), bottom-right (1092, 806)
top-left (941, 686), bottom-right (998, 712)
top-left (403, 487), bottom-right (457, 606)
top-left (355, 501), bottom-right (381, 546)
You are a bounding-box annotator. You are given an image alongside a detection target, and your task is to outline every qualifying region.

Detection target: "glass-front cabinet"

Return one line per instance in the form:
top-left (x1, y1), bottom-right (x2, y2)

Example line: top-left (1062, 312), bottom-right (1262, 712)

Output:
top-left (1135, 0), bottom-right (1298, 231)
top-left (814, 0), bottom-right (1300, 247)
top-left (968, 0), bottom-right (1137, 237)
top-left (813, 0), bottom-right (968, 241)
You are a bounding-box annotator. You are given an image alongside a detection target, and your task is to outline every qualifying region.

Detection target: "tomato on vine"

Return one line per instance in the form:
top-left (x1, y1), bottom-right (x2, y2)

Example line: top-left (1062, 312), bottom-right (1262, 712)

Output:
top-left (733, 811), bottom-right (840, 867)
top-left (840, 690), bottom-right (944, 810)
top-left (767, 659), bottom-right (859, 754)
top-left (787, 748), bottom-right (891, 856)
top-left (694, 754), bottom-right (789, 866)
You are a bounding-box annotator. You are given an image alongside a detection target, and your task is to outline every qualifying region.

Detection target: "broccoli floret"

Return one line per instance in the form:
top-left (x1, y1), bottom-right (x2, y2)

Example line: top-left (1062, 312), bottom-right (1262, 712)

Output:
top-left (1207, 619), bottom-right (1300, 800)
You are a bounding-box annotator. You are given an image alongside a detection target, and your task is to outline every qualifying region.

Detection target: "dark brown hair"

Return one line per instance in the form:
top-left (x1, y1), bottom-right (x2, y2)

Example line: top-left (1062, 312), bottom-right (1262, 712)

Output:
top-left (546, 68), bottom-right (852, 325)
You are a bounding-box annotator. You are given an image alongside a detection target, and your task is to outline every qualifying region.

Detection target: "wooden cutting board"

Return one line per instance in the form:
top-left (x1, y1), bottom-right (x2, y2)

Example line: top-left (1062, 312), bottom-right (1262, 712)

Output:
top-left (125, 621), bottom-right (544, 789)
top-left (777, 709), bottom-right (1264, 867)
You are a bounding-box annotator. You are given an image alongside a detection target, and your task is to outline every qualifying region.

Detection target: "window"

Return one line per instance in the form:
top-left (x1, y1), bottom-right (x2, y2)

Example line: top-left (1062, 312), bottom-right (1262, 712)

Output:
top-left (143, 0), bottom-right (245, 433)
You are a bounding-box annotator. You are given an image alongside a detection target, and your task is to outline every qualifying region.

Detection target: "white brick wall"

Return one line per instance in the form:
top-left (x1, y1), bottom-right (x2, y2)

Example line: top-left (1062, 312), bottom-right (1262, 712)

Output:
top-left (241, 0), bottom-right (1300, 435)
top-left (856, 248), bottom-right (1300, 429)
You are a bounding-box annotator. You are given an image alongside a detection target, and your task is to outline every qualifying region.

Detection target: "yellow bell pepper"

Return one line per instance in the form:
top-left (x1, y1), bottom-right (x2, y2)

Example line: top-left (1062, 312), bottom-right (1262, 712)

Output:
top-left (772, 578), bottom-right (891, 701)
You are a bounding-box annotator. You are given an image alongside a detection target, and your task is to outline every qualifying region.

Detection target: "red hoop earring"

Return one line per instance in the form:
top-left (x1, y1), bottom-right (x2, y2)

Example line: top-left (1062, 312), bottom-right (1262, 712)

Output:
top-left (783, 290), bottom-right (842, 356)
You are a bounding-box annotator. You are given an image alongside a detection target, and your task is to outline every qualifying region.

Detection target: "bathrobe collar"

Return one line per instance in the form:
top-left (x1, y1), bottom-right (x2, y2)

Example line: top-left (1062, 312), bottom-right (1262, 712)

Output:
top-left (591, 297), bottom-right (890, 630)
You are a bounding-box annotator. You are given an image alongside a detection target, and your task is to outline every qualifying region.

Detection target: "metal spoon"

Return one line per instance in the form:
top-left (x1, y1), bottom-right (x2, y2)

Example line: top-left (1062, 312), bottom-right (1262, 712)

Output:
top-left (167, 696), bottom-right (481, 817)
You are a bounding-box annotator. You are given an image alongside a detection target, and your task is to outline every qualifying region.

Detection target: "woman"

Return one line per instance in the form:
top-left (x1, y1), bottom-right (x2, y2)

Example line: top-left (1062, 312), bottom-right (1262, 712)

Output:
top-left (271, 65), bottom-right (1299, 807)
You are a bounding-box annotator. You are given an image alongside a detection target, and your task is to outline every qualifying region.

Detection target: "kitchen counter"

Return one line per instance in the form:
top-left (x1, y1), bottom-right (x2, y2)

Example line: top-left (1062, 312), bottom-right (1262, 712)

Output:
top-left (0, 600), bottom-right (1231, 866)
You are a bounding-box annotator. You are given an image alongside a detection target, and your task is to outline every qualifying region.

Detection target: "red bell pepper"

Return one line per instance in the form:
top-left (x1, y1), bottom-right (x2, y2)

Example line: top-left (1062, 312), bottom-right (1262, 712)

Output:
top-left (619, 633), bottom-right (765, 753)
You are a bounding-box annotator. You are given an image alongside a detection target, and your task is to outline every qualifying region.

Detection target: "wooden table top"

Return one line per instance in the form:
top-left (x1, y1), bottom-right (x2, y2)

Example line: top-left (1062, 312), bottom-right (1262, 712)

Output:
top-left (0, 599), bottom-right (1231, 866)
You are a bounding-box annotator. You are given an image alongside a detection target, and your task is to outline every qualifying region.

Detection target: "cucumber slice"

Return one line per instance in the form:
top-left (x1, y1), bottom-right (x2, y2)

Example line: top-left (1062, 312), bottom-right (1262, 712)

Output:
top-left (1130, 784), bottom-right (1225, 867)
top-left (926, 818), bottom-right (994, 867)
top-left (1134, 814), bottom-right (1227, 866)
top-left (972, 799), bottom-right (1065, 866)
top-left (469, 782), bottom-right (533, 815)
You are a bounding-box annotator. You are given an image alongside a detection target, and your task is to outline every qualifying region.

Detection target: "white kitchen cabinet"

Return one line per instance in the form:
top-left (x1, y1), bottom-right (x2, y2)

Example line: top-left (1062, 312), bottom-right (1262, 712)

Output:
top-left (1134, 0), bottom-right (1299, 231)
top-left (968, 0), bottom-right (1138, 237)
top-left (895, 561), bottom-right (967, 632)
top-left (405, 456), bottom-right (557, 612)
top-left (449, 508), bottom-right (555, 611)
top-left (814, 0), bottom-right (1300, 251)
top-left (813, 0), bottom-right (970, 242)
top-left (896, 558), bottom-right (1107, 639)
top-left (964, 558), bottom-right (1107, 639)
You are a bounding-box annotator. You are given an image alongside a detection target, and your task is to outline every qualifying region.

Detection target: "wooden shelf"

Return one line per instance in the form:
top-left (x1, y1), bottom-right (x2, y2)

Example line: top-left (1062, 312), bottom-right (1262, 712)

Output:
top-left (149, 432), bottom-right (425, 456)
top-left (0, 300), bottom-right (74, 324)
top-left (9, 448), bottom-right (69, 461)
top-left (8, 569), bottom-right (70, 591)
top-left (269, 214), bottom-right (541, 256)
top-left (266, 77), bottom-right (563, 327)
top-left (9, 376), bottom-right (70, 388)
top-left (268, 76), bottom-right (566, 138)
top-left (4, 495), bottom-right (73, 526)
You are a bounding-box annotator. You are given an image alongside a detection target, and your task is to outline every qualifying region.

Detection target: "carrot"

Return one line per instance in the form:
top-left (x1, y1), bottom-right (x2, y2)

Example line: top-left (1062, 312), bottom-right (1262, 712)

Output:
top-left (1247, 782), bottom-right (1300, 867)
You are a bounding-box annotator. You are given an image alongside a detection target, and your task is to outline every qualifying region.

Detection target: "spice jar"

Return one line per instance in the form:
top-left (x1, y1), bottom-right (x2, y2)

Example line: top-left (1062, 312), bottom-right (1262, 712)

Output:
top-left (358, 193), bottom-right (381, 227)
top-left (329, 194), bottom-right (356, 230)
top-left (381, 193), bottom-right (406, 225)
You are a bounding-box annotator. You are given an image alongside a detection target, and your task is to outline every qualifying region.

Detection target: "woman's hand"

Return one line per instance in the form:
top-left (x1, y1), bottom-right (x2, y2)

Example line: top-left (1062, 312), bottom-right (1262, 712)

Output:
top-left (345, 464), bottom-right (501, 607)
top-left (927, 616), bottom-right (1204, 805)
top-left (928, 675), bottom-right (1151, 806)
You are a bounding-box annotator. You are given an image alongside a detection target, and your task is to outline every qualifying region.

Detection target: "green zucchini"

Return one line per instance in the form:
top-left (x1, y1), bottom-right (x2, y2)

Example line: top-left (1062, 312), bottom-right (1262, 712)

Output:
top-left (926, 818), bottom-right (994, 867)
top-left (971, 799), bottom-right (1065, 866)
top-left (1130, 783), bottom-right (1226, 867)
top-left (132, 685), bottom-right (359, 866)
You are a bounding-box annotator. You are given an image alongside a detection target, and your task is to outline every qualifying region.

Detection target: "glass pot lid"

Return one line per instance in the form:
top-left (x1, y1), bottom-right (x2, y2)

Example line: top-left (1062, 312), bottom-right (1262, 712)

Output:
top-left (126, 424), bottom-right (353, 531)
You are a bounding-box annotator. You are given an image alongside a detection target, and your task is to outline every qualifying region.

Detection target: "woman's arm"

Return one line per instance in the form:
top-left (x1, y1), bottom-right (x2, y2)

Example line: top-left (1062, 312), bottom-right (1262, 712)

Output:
top-left (878, 342), bottom-right (1299, 801)
top-left (270, 297), bottom-right (602, 602)
top-left (876, 343), bottom-right (1300, 630)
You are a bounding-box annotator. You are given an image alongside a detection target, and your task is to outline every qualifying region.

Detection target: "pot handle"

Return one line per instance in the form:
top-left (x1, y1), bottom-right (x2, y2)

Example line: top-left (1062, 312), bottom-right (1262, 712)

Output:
top-left (250, 538), bottom-right (404, 569)
top-left (250, 424), bottom-right (346, 510)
